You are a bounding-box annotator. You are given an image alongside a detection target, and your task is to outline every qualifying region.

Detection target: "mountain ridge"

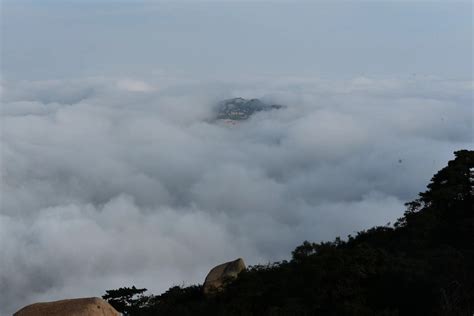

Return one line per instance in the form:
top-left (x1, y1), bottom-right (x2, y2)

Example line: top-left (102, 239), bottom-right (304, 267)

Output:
top-left (102, 150), bottom-right (474, 316)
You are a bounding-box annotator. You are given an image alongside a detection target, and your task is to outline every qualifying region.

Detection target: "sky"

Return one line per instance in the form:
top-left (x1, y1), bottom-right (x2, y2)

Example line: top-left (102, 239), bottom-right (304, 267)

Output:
top-left (2, 0), bottom-right (473, 80)
top-left (1, 0), bottom-right (473, 314)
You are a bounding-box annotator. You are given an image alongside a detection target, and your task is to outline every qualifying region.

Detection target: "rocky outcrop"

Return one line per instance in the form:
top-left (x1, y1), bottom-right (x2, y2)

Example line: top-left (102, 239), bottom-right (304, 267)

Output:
top-left (203, 258), bottom-right (246, 294)
top-left (13, 297), bottom-right (120, 316)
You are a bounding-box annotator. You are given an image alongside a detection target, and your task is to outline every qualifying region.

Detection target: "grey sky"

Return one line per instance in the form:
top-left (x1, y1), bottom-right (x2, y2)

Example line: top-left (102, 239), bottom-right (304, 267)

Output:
top-left (2, 0), bottom-right (472, 80)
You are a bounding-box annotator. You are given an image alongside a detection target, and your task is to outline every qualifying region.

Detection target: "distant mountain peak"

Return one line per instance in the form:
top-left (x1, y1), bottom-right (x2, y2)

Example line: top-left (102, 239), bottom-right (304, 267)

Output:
top-left (215, 97), bottom-right (283, 121)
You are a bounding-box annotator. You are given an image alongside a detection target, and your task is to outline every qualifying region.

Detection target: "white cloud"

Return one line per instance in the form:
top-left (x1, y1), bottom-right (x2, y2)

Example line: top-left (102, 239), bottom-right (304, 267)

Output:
top-left (0, 75), bottom-right (472, 314)
top-left (116, 79), bottom-right (156, 92)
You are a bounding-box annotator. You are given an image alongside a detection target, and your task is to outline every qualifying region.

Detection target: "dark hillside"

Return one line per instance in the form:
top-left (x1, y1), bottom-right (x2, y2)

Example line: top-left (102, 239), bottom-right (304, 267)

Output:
top-left (104, 150), bottom-right (474, 316)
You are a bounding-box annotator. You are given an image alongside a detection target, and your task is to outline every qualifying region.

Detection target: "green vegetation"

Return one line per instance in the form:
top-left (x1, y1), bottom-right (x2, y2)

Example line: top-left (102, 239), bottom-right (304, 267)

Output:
top-left (104, 150), bottom-right (473, 315)
top-left (216, 98), bottom-right (283, 120)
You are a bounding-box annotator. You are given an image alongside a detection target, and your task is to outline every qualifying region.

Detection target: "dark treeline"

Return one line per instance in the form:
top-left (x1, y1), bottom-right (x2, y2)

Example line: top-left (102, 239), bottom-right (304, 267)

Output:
top-left (103, 150), bottom-right (473, 316)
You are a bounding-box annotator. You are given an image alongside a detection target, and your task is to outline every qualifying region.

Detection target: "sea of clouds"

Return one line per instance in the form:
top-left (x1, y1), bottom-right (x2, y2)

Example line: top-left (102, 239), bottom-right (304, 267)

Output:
top-left (0, 75), bottom-right (472, 314)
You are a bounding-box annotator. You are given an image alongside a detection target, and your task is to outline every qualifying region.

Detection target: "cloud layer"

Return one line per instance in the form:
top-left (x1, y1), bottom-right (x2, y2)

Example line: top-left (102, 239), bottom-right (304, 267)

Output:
top-left (1, 75), bottom-right (472, 314)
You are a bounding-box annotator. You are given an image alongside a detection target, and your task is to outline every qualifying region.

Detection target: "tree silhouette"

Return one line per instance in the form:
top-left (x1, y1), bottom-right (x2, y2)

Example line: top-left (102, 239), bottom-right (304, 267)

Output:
top-left (102, 286), bottom-right (149, 315)
top-left (103, 150), bottom-right (473, 315)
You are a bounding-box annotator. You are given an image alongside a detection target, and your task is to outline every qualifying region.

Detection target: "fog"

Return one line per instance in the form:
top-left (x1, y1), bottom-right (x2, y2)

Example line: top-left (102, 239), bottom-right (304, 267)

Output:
top-left (1, 75), bottom-right (471, 313)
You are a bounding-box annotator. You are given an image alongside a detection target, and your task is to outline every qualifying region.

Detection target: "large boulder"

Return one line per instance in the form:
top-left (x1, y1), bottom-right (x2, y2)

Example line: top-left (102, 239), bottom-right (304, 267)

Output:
top-left (203, 258), bottom-right (246, 294)
top-left (13, 297), bottom-right (120, 316)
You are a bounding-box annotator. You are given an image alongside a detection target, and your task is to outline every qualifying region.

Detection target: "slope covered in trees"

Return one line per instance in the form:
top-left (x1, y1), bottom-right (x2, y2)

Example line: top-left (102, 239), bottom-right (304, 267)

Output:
top-left (104, 150), bottom-right (473, 315)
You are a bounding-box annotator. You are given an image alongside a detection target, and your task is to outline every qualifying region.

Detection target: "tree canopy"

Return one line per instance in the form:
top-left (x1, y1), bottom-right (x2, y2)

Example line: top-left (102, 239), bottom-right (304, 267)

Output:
top-left (104, 150), bottom-right (474, 315)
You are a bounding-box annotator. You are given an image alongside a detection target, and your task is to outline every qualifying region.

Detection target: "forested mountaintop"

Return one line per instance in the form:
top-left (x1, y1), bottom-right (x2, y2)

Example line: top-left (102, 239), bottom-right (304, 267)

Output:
top-left (104, 150), bottom-right (474, 316)
top-left (215, 98), bottom-right (284, 121)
